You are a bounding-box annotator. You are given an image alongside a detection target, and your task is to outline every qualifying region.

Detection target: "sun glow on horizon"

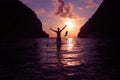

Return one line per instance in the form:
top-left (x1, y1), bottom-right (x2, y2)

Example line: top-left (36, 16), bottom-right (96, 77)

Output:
top-left (62, 18), bottom-right (81, 37)
top-left (19, 0), bottom-right (104, 38)
top-left (47, 18), bottom-right (84, 38)
top-left (65, 21), bottom-right (74, 29)
top-left (65, 19), bottom-right (75, 30)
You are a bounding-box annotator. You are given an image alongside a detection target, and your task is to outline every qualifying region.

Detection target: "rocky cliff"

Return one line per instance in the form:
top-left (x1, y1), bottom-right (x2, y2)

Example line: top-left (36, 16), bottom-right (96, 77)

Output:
top-left (78, 0), bottom-right (119, 38)
top-left (0, 0), bottom-right (49, 38)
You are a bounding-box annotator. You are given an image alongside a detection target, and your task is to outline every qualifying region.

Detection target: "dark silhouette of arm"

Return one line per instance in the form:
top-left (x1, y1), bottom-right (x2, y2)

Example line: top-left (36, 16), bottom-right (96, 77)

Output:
top-left (60, 25), bottom-right (67, 32)
top-left (50, 27), bottom-right (57, 32)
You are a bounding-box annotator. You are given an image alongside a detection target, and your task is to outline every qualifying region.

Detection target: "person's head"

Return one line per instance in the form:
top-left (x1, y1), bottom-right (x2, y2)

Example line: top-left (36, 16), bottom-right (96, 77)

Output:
top-left (57, 28), bottom-right (60, 31)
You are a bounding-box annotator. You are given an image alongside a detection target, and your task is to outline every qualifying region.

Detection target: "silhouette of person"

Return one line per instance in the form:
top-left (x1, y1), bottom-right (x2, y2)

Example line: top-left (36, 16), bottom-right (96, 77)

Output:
top-left (64, 31), bottom-right (68, 36)
top-left (50, 25), bottom-right (67, 50)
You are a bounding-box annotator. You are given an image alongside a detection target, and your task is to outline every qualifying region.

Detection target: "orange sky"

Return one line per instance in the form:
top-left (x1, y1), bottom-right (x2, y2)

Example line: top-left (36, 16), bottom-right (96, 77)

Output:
top-left (20, 0), bottom-right (103, 38)
top-left (47, 18), bottom-right (85, 38)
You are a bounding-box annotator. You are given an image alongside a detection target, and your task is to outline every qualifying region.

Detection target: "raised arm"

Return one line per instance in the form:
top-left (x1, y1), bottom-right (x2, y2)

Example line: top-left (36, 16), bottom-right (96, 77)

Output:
top-left (50, 27), bottom-right (57, 32)
top-left (60, 25), bottom-right (67, 32)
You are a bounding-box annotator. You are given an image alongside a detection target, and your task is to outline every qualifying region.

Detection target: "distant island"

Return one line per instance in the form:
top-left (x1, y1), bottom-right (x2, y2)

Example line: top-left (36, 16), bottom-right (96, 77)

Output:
top-left (78, 0), bottom-right (119, 38)
top-left (0, 0), bottom-right (49, 38)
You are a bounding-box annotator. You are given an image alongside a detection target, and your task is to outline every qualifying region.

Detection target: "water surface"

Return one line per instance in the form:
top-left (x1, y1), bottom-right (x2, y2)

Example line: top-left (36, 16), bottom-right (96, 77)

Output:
top-left (0, 38), bottom-right (119, 80)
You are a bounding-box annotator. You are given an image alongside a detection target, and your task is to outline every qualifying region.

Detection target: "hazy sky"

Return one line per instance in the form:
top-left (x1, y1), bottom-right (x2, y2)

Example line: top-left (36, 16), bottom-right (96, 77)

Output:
top-left (19, 0), bottom-right (103, 37)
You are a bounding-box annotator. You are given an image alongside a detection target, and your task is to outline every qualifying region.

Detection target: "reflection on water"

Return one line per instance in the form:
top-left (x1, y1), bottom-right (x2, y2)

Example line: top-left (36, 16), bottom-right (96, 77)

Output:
top-left (61, 53), bottom-right (82, 67)
top-left (0, 38), bottom-right (120, 80)
top-left (39, 38), bottom-right (85, 68)
top-left (56, 38), bottom-right (83, 67)
top-left (36, 38), bottom-right (103, 80)
top-left (66, 38), bottom-right (74, 51)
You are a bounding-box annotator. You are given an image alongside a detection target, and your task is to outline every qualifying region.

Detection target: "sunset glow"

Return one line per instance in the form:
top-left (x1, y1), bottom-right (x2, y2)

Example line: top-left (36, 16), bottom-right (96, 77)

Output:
top-left (20, 0), bottom-right (103, 37)
top-left (65, 21), bottom-right (74, 29)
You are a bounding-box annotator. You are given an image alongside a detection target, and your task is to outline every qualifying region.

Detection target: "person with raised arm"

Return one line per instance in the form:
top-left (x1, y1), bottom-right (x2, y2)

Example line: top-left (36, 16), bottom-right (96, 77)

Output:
top-left (50, 25), bottom-right (67, 50)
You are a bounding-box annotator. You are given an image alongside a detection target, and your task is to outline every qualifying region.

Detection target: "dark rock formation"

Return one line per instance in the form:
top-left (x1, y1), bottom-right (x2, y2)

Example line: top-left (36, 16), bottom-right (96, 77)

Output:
top-left (78, 0), bottom-right (119, 38)
top-left (0, 0), bottom-right (49, 38)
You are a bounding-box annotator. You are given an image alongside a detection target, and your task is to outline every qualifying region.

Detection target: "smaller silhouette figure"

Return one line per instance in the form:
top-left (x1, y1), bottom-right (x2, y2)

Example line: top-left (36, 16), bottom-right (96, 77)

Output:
top-left (64, 31), bottom-right (68, 36)
top-left (50, 25), bottom-right (67, 50)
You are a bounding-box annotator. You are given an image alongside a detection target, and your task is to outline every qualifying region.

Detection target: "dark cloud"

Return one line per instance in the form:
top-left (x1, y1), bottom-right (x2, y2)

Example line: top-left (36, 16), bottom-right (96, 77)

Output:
top-left (50, 0), bottom-right (80, 19)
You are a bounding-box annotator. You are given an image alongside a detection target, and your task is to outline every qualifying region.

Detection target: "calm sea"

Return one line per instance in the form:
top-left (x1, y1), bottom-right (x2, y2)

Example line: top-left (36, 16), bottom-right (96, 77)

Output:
top-left (0, 38), bottom-right (120, 80)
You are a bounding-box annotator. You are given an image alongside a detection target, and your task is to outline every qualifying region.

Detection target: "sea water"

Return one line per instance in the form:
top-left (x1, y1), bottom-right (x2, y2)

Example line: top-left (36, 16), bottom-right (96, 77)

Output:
top-left (0, 38), bottom-right (119, 80)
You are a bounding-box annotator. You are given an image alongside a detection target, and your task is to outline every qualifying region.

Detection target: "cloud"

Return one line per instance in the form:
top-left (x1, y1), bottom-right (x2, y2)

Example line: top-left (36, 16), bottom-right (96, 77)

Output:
top-left (50, 0), bottom-right (80, 20)
top-left (83, 0), bottom-right (97, 9)
top-left (78, 7), bottom-right (84, 11)
top-left (35, 8), bottom-right (46, 15)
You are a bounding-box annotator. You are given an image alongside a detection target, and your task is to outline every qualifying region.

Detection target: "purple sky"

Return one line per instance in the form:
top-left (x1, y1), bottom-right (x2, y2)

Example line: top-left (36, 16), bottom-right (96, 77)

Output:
top-left (19, 0), bottom-right (103, 37)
